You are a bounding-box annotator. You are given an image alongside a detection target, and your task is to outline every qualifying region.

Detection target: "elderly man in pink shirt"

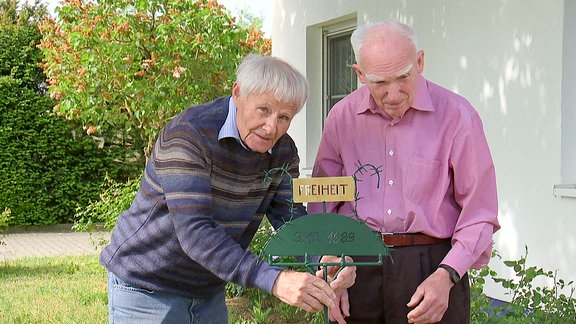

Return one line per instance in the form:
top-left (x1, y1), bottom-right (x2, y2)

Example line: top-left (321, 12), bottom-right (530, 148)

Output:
top-left (308, 21), bottom-right (500, 323)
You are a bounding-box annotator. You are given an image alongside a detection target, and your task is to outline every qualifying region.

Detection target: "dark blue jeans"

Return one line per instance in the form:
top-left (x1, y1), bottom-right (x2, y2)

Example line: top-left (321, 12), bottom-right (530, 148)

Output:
top-left (107, 271), bottom-right (228, 323)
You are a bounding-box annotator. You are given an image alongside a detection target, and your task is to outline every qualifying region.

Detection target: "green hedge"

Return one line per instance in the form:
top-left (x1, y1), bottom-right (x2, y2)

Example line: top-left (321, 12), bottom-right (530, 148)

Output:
top-left (0, 76), bottom-right (139, 225)
top-left (0, 18), bottom-right (45, 92)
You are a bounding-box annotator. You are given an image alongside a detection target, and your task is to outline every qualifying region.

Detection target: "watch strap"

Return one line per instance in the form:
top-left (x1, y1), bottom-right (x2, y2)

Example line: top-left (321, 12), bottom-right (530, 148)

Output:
top-left (438, 264), bottom-right (460, 284)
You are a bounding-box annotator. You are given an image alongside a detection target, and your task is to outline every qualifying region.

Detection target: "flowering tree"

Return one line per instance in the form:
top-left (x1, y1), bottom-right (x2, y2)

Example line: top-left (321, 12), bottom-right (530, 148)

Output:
top-left (2, 0), bottom-right (144, 225)
top-left (39, 0), bottom-right (271, 162)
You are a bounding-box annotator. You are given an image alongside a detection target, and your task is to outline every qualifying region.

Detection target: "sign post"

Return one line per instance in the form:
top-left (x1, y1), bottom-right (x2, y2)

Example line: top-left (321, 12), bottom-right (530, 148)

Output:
top-left (262, 176), bottom-right (391, 323)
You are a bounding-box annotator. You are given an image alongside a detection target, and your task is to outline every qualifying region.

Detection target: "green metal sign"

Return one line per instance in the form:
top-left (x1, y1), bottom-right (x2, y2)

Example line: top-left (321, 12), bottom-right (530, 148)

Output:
top-left (262, 212), bottom-right (389, 258)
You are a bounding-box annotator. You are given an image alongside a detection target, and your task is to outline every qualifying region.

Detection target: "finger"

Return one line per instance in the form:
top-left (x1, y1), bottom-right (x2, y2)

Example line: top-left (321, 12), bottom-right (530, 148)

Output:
top-left (316, 267), bottom-right (337, 283)
top-left (307, 279), bottom-right (336, 309)
top-left (298, 297), bottom-right (324, 313)
top-left (320, 255), bottom-right (340, 263)
top-left (409, 300), bottom-right (447, 324)
top-left (407, 308), bottom-right (432, 324)
top-left (340, 289), bottom-right (350, 317)
top-left (272, 271), bottom-right (335, 312)
top-left (329, 310), bottom-right (346, 324)
top-left (299, 285), bottom-right (330, 312)
top-left (328, 301), bottom-right (344, 323)
top-left (406, 299), bottom-right (430, 323)
top-left (315, 268), bottom-right (325, 280)
top-left (406, 288), bottom-right (423, 308)
top-left (330, 266), bottom-right (356, 290)
top-left (328, 288), bottom-right (350, 323)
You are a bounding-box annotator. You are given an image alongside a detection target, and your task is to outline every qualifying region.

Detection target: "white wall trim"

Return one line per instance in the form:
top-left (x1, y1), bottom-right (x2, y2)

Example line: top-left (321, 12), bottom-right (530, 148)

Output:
top-left (553, 184), bottom-right (576, 198)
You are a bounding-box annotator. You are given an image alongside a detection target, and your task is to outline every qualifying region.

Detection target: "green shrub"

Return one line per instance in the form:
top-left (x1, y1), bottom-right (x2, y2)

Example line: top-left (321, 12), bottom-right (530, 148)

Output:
top-left (74, 175), bottom-right (141, 234)
top-left (0, 207), bottom-right (10, 245)
top-left (0, 1), bottom-right (140, 226)
top-left (470, 246), bottom-right (575, 323)
top-left (0, 0), bottom-right (46, 92)
top-left (0, 77), bottom-right (139, 225)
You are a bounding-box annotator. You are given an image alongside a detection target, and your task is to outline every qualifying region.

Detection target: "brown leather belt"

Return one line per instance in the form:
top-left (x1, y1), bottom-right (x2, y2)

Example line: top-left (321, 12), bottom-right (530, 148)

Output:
top-left (381, 233), bottom-right (450, 247)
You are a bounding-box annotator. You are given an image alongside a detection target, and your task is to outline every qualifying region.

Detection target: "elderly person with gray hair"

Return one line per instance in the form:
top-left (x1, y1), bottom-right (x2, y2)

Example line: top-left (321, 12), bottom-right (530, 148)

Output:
top-left (101, 54), bottom-right (355, 324)
top-left (309, 21), bottom-right (499, 323)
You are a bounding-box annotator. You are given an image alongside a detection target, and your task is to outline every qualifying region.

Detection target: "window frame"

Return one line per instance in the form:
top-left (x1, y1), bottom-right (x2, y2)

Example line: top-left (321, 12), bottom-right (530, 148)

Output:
top-left (555, 0), bottom-right (576, 198)
top-left (322, 21), bottom-right (357, 127)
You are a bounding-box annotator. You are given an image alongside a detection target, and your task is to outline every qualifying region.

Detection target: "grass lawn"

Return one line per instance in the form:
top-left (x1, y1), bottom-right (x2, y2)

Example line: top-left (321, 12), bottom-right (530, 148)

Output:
top-left (0, 255), bottom-right (108, 323)
top-left (0, 254), bottom-right (318, 323)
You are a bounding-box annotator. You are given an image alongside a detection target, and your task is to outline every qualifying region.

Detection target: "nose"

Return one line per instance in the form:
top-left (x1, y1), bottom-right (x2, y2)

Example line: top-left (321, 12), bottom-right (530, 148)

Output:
top-left (385, 82), bottom-right (402, 102)
top-left (262, 116), bottom-right (277, 134)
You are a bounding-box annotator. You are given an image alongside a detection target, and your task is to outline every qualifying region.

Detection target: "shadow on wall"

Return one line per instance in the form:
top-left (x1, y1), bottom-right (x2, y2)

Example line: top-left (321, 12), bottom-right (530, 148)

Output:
top-left (401, 0), bottom-right (573, 290)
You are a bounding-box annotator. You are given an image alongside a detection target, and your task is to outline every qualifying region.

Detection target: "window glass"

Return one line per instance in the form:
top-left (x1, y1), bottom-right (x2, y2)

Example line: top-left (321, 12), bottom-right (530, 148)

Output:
top-left (324, 28), bottom-right (357, 121)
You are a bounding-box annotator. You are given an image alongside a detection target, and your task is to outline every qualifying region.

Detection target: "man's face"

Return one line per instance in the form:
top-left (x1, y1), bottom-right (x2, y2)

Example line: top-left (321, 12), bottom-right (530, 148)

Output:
top-left (232, 83), bottom-right (298, 153)
top-left (353, 39), bottom-right (424, 118)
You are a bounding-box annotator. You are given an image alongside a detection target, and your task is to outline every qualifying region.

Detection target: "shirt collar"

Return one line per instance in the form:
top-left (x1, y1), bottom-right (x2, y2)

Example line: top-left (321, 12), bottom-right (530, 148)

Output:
top-left (218, 97), bottom-right (272, 153)
top-left (411, 74), bottom-right (435, 112)
top-left (358, 74), bottom-right (435, 115)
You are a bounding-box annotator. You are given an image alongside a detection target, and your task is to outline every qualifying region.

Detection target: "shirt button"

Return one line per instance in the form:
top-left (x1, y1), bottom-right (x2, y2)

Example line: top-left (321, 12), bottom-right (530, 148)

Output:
top-left (387, 209), bottom-right (392, 215)
top-left (388, 179), bottom-right (394, 186)
top-left (388, 150), bottom-right (394, 156)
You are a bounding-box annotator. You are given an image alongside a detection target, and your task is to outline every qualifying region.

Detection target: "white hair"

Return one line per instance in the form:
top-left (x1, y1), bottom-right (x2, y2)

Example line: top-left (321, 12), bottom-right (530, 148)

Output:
top-left (235, 54), bottom-right (309, 113)
top-left (351, 21), bottom-right (419, 67)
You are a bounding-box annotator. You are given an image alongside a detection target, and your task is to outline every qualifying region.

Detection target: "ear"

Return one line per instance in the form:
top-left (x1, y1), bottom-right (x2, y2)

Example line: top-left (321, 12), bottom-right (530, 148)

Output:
top-left (416, 50), bottom-right (425, 73)
top-left (232, 82), bottom-right (241, 98)
top-left (352, 63), bottom-right (367, 84)
top-left (232, 82), bottom-right (241, 106)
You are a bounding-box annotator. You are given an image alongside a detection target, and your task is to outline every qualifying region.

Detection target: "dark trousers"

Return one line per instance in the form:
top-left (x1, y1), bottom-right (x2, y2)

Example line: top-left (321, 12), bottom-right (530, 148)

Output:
top-left (340, 241), bottom-right (470, 323)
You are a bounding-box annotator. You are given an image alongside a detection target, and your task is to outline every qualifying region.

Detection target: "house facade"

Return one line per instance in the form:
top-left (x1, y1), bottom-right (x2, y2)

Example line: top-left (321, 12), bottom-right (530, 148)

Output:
top-left (271, 0), bottom-right (576, 300)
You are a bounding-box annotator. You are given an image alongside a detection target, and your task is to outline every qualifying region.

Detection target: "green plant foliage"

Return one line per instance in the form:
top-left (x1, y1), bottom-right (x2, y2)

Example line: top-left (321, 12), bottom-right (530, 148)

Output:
top-left (0, 207), bottom-right (10, 245)
top-left (0, 76), bottom-right (138, 225)
top-left (470, 246), bottom-right (576, 323)
top-left (0, 0), bottom-right (141, 226)
top-left (0, 0), bottom-right (47, 92)
top-left (74, 175), bottom-right (140, 233)
top-left (38, 0), bottom-right (271, 161)
top-left (249, 300), bottom-right (272, 322)
top-left (0, 1), bottom-right (140, 226)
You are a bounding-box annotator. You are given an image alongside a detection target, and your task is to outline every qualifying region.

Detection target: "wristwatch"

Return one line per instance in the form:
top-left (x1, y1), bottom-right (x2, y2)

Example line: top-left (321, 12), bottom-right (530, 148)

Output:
top-left (438, 264), bottom-right (460, 284)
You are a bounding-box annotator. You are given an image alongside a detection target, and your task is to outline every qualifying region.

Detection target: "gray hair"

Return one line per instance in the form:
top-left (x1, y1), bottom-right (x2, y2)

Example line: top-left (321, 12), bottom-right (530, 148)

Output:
top-left (235, 53), bottom-right (309, 113)
top-left (351, 21), bottom-right (419, 67)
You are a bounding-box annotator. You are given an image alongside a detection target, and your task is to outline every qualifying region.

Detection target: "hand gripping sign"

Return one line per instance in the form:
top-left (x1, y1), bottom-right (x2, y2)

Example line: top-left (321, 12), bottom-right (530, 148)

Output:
top-left (262, 171), bottom-right (391, 323)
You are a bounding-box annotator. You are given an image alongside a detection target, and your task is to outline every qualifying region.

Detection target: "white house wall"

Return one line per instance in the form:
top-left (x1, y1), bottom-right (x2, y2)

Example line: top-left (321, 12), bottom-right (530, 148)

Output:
top-left (273, 0), bottom-right (576, 301)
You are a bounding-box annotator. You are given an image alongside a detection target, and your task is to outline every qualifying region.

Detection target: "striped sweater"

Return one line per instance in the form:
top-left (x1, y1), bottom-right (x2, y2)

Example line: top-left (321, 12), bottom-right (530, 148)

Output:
top-left (100, 96), bottom-right (306, 298)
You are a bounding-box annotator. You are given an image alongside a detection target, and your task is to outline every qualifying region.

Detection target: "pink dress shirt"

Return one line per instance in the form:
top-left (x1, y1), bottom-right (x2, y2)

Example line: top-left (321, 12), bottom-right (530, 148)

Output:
top-left (308, 75), bottom-right (500, 276)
